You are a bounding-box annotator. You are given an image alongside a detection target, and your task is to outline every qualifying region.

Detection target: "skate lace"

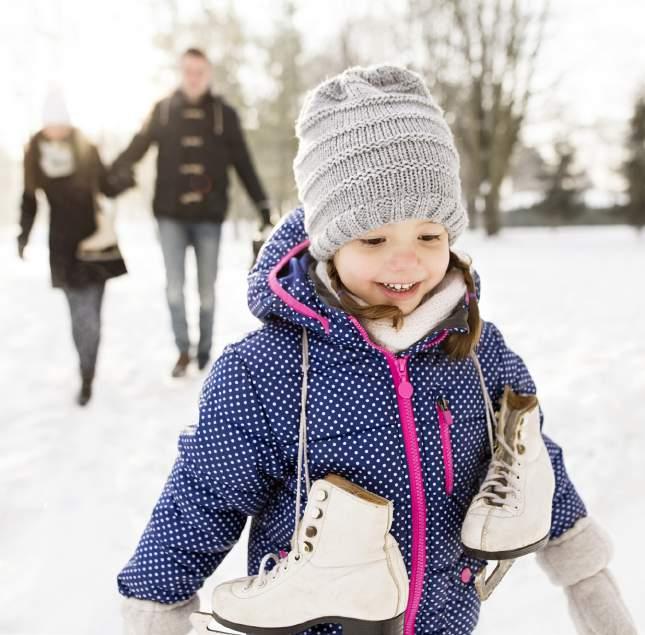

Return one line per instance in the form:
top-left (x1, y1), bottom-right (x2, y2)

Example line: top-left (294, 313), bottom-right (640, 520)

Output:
top-left (249, 329), bottom-right (311, 590)
top-left (470, 352), bottom-right (496, 458)
top-left (252, 549), bottom-right (303, 588)
top-left (472, 435), bottom-right (521, 508)
top-left (470, 352), bottom-right (522, 508)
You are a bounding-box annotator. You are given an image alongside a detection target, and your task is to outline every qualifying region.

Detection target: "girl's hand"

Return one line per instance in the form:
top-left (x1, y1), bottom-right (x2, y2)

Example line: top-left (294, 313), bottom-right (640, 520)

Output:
top-left (122, 595), bottom-right (199, 635)
top-left (565, 569), bottom-right (637, 635)
top-left (536, 517), bottom-right (637, 635)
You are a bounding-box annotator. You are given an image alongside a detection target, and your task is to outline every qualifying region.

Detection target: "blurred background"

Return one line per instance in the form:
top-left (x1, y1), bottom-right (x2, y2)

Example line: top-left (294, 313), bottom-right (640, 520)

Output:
top-left (1, 0), bottom-right (645, 227)
top-left (1, 1), bottom-right (644, 634)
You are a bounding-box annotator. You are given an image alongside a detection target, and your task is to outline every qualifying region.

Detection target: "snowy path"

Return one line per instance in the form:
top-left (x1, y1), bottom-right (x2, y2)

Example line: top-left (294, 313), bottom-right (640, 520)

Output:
top-left (1, 220), bottom-right (643, 634)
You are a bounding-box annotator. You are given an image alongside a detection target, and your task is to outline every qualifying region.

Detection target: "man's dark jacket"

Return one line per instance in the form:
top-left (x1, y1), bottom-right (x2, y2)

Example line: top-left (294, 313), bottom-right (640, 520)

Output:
top-left (111, 90), bottom-right (269, 224)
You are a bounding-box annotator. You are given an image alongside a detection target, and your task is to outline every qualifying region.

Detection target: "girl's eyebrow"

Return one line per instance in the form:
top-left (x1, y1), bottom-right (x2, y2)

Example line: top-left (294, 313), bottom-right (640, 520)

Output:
top-left (418, 225), bottom-right (446, 234)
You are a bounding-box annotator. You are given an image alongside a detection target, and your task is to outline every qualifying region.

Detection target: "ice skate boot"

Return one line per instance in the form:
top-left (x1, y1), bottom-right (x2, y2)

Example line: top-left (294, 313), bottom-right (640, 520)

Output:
top-left (461, 386), bottom-right (555, 561)
top-left (201, 474), bottom-right (408, 635)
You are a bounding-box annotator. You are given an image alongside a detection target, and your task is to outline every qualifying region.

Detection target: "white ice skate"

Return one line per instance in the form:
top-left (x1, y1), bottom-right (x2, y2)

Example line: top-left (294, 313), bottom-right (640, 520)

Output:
top-left (192, 330), bottom-right (408, 635)
top-left (461, 385), bottom-right (555, 561)
top-left (205, 474), bottom-right (408, 635)
top-left (77, 208), bottom-right (121, 262)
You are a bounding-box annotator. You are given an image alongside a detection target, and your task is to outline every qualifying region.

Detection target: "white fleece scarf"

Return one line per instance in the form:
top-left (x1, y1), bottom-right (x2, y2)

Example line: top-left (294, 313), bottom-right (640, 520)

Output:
top-left (39, 138), bottom-right (75, 178)
top-left (314, 261), bottom-right (467, 353)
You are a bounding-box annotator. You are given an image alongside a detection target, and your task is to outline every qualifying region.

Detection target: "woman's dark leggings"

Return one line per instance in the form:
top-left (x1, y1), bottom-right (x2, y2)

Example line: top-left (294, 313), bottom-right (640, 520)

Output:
top-left (62, 282), bottom-right (106, 381)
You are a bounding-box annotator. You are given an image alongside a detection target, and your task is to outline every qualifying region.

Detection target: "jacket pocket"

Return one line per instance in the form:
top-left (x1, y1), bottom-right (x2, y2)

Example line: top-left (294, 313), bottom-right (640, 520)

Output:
top-left (436, 397), bottom-right (454, 495)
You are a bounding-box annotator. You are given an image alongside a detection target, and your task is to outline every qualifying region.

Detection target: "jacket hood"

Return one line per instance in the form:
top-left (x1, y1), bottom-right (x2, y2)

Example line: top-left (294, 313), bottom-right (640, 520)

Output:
top-left (247, 207), bottom-right (481, 356)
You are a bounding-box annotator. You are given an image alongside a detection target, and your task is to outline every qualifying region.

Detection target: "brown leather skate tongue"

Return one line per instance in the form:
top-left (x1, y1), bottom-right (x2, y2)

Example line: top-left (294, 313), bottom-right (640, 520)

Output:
top-left (324, 473), bottom-right (389, 505)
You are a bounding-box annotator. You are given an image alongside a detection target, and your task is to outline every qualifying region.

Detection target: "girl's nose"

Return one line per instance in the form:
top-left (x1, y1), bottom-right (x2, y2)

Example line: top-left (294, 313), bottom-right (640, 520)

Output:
top-left (388, 248), bottom-right (419, 271)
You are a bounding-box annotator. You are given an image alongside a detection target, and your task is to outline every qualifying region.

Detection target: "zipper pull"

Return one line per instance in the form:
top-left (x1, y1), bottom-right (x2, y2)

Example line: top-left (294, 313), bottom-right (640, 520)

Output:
top-left (395, 357), bottom-right (414, 398)
top-left (438, 397), bottom-right (453, 426)
top-left (396, 357), bottom-right (407, 373)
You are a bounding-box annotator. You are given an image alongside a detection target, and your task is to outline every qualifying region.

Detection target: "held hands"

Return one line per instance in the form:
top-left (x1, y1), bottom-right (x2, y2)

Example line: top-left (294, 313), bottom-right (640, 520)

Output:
top-left (105, 165), bottom-right (136, 198)
top-left (536, 517), bottom-right (637, 635)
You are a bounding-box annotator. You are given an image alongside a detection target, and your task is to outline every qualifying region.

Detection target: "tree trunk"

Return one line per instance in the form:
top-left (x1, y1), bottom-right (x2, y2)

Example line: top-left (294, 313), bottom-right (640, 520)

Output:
top-left (484, 186), bottom-right (502, 236)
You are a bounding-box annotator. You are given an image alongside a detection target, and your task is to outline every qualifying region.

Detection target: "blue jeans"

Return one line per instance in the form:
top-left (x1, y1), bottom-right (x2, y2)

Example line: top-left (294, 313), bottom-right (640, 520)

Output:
top-left (157, 219), bottom-right (222, 358)
top-left (62, 282), bottom-right (106, 380)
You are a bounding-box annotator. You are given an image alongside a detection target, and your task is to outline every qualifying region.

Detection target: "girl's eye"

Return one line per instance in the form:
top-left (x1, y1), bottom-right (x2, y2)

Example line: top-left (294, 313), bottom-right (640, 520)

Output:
top-left (359, 237), bottom-right (385, 246)
top-left (419, 234), bottom-right (441, 242)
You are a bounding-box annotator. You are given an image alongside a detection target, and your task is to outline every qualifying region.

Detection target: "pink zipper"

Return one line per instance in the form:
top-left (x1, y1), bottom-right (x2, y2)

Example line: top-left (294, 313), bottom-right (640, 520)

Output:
top-left (436, 398), bottom-right (454, 496)
top-left (347, 316), bottom-right (448, 635)
top-left (390, 355), bottom-right (426, 635)
top-left (267, 242), bottom-right (452, 631)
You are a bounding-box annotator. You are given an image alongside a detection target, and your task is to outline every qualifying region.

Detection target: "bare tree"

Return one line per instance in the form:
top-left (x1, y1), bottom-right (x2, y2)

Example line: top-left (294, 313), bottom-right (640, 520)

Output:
top-left (151, 0), bottom-right (249, 110)
top-left (408, 0), bottom-right (549, 235)
top-left (253, 0), bottom-right (305, 216)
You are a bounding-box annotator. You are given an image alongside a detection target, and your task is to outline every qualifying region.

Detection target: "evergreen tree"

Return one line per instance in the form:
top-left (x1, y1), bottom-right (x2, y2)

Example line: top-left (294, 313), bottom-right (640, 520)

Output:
top-left (541, 141), bottom-right (586, 224)
top-left (623, 94), bottom-right (645, 230)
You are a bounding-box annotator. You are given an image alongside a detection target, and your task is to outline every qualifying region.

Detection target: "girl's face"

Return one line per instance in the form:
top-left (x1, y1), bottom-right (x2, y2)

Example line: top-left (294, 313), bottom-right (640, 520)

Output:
top-left (332, 219), bottom-right (450, 315)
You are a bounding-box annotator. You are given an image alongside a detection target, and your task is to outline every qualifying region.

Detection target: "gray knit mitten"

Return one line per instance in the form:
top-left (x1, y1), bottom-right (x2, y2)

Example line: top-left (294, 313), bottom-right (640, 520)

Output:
top-left (122, 595), bottom-right (199, 635)
top-left (536, 517), bottom-right (637, 635)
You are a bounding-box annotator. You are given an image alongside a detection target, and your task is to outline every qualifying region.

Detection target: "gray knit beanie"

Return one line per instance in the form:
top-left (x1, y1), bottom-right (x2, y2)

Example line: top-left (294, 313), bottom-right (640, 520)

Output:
top-left (294, 65), bottom-right (468, 261)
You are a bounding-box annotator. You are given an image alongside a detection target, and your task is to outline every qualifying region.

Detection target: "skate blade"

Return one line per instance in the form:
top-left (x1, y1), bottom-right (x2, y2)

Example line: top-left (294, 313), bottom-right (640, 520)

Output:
top-left (190, 611), bottom-right (242, 634)
top-left (213, 610), bottom-right (405, 635)
top-left (462, 533), bottom-right (550, 560)
top-left (474, 559), bottom-right (515, 601)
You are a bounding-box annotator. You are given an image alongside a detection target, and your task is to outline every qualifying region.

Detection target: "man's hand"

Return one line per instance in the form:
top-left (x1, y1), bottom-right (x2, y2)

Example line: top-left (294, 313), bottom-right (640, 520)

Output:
top-left (258, 204), bottom-right (273, 231)
top-left (17, 238), bottom-right (26, 260)
top-left (105, 165), bottom-right (136, 197)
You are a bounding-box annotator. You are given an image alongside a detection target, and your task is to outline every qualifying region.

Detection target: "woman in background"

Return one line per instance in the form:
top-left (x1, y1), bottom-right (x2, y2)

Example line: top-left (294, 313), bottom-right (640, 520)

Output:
top-left (18, 86), bottom-right (127, 406)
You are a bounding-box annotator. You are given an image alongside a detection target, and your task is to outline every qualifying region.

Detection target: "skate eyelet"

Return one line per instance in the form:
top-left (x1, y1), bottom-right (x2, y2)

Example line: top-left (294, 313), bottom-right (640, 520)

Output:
top-left (311, 507), bottom-right (323, 519)
top-left (517, 444), bottom-right (525, 455)
top-left (304, 541), bottom-right (314, 552)
top-left (316, 488), bottom-right (328, 502)
top-left (294, 554), bottom-right (301, 561)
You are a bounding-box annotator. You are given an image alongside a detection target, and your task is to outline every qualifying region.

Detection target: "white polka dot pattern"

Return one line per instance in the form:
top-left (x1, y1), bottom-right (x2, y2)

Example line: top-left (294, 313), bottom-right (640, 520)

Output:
top-left (118, 207), bottom-right (587, 634)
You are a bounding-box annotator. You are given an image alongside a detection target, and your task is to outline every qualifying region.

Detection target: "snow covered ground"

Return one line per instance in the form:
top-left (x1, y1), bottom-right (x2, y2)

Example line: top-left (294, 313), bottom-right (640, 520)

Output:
top-left (1, 218), bottom-right (644, 634)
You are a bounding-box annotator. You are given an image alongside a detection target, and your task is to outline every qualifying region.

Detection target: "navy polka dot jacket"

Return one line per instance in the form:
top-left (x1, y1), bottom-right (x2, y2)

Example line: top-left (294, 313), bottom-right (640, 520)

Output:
top-left (118, 207), bottom-right (587, 634)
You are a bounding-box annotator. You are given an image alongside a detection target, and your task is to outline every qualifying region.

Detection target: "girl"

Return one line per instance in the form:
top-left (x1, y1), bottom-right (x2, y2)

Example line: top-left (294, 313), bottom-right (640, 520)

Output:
top-left (119, 66), bottom-right (635, 634)
top-left (18, 86), bottom-right (127, 405)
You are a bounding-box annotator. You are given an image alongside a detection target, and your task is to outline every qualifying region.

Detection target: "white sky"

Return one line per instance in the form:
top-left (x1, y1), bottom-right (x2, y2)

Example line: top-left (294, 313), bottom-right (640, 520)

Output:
top-left (2, 0), bottom-right (644, 193)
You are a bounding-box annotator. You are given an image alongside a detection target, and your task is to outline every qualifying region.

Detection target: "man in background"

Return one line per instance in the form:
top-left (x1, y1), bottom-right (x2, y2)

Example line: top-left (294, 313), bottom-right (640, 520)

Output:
top-left (110, 47), bottom-right (272, 377)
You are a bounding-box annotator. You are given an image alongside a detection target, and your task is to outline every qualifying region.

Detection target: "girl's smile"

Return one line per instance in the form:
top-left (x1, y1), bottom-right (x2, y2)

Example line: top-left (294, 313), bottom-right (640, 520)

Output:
top-left (333, 218), bottom-right (450, 315)
top-left (377, 280), bottom-right (422, 299)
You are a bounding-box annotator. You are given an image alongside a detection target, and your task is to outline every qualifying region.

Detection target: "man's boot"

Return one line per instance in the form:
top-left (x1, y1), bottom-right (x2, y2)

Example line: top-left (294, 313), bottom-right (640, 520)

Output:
top-left (171, 352), bottom-right (191, 378)
top-left (461, 386), bottom-right (555, 560)
top-left (204, 474), bottom-right (408, 634)
top-left (77, 372), bottom-right (93, 407)
top-left (197, 352), bottom-right (210, 371)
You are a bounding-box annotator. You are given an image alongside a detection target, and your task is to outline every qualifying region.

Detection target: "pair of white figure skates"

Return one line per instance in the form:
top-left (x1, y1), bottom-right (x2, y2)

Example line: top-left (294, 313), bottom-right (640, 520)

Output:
top-left (191, 334), bottom-right (555, 633)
